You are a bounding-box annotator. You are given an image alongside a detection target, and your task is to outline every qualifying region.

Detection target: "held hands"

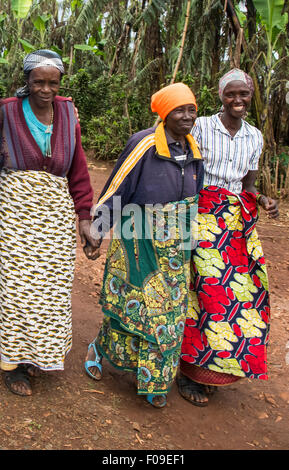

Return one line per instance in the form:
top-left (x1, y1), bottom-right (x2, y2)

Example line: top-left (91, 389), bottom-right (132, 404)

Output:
top-left (257, 195), bottom-right (279, 219)
top-left (79, 219), bottom-right (101, 260)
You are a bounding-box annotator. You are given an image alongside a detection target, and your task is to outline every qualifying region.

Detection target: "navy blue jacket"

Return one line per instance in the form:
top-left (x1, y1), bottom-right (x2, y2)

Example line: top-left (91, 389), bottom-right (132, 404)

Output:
top-left (94, 123), bottom-right (204, 229)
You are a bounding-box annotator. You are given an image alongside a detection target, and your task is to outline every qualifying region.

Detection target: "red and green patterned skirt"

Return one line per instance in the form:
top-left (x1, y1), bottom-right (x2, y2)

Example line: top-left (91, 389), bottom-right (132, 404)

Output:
top-left (180, 186), bottom-right (270, 386)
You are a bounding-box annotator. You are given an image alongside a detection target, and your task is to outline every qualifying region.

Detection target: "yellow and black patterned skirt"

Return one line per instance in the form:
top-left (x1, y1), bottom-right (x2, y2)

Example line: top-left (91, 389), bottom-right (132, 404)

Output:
top-left (0, 168), bottom-right (76, 371)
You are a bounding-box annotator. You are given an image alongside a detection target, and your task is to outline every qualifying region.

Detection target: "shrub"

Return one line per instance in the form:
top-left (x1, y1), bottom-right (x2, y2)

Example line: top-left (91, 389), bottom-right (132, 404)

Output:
top-left (61, 70), bottom-right (153, 160)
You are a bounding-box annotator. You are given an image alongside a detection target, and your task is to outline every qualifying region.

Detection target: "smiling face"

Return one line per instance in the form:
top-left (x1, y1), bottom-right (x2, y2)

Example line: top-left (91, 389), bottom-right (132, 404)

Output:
top-left (221, 80), bottom-right (252, 119)
top-left (27, 66), bottom-right (61, 109)
top-left (165, 103), bottom-right (197, 141)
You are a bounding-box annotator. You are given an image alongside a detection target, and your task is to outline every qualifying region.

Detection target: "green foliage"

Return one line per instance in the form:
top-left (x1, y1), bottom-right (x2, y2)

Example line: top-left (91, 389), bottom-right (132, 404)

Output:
top-left (0, 79), bottom-right (7, 98)
top-left (196, 84), bottom-right (218, 117)
top-left (166, 73), bottom-right (219, 116)
top-left (11, 0), bottom-right (33, 19)
top-left (0, 0), bottom-right (288, 195)
top-left (62, 70), bottom-right (152, 160)
top-left (84, 113), bottom-right (130, 161)
top-left (273, 149), bottom-right (289, 176)
top-left (253, 0), bottom-right (288, 41)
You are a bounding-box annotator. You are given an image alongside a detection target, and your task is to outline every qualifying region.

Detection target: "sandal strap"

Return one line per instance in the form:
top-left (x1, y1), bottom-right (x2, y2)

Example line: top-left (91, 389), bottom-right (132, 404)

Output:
top-left (4, 366), bottom-right (32, 396)
top-left (85, 342), bottom-right (103, 380)
top-left (177, 374), bottom-right (209, 407)
top-left (147, 394), bottom-right (167, 408)
top-left (88, 342), bottom-right (102, 363)
top-left (85, 360), bottom-right (102, 370)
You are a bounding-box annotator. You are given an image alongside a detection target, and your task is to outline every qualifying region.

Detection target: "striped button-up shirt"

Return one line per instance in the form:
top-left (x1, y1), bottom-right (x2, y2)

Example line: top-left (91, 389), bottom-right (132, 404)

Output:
top-left (191, 113), bottom-right (263, 194)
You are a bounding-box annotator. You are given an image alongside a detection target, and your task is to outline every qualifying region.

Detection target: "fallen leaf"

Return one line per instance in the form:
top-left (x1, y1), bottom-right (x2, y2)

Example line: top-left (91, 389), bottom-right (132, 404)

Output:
top-left (264, 394), bottom-right (278, 407)
top-left (135, 433), bottom-right (143, 444)
top-left (275, 416), bottom-right (282, 423)
top-left (258, 412), bottom-right (269, 419)
top-left (83, 389), bottom-right (105, 394)
top-left (132, 422), bottom-right (141, 432)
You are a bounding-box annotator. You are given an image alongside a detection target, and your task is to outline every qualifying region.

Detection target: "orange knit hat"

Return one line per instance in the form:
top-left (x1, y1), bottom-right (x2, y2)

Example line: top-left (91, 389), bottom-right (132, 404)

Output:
top-left (151, 83), bottom-right (198, 121)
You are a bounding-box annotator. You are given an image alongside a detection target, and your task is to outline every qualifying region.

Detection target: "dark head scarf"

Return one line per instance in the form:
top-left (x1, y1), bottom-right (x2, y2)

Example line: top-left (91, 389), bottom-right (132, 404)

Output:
top-left (16, 49), bottom-right (65, 98)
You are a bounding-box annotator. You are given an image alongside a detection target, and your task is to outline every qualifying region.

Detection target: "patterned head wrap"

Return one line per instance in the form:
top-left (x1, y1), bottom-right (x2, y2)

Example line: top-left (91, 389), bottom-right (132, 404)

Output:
top-left (16, 49), bottom-right (64, 98)
top-left (218, 68), bottom-right (254, 99)
top-left (151, 83), bottom-right (198, 121)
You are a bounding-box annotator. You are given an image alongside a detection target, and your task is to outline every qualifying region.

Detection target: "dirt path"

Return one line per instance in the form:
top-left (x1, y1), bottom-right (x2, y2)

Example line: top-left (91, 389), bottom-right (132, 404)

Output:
top-left (0, 160), bottom-right (289, 451)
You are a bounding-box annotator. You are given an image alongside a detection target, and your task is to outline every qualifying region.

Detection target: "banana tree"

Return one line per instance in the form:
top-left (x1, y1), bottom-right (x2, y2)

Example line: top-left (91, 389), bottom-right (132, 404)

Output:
top-left (3, 0), bottom-right (33, 90)
top-left (11, 0), bottom-right (33, 44)
top-left (251, 0), bottom-right (288, 191)
top-left (11, 0), bottom-right (32, 18)
top-left (32, 14), bottom-right (51, 47)
top-left (225, 0), bottom-right (288, 194)
top-left (252, 0), bottom-right (288, 131)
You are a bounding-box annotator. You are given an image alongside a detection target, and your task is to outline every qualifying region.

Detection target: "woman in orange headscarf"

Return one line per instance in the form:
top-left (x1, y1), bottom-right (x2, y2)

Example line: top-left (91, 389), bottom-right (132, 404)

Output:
top-left (84, 83), bottom-right (204, 408)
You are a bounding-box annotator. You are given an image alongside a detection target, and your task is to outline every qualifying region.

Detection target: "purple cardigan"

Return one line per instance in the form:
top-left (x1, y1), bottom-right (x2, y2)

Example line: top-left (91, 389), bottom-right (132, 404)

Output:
top-left (0, 96), bottom-right (93, 220)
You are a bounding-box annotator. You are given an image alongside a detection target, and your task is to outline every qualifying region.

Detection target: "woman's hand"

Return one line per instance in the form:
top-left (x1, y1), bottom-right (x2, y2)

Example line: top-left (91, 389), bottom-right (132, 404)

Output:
top-left (258, 195), bottom-right (279, 219)
top-left (67, 96), bottom-right (80, 122)
top-left (79, 219), bottom-right (101, 260)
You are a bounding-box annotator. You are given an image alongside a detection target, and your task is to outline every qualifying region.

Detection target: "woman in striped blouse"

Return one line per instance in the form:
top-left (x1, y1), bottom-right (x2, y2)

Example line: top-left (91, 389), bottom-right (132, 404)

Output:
top-left (178, 68), bottom-right (278, 406)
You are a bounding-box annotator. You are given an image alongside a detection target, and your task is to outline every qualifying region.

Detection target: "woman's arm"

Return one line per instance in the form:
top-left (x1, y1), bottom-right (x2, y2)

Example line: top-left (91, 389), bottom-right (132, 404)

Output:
top-left (242, 169), bottom-right (258, 194)
top-left (242, 170), bottom-right (279, 219)
top-left (67, 123), bottom-right (101, 259)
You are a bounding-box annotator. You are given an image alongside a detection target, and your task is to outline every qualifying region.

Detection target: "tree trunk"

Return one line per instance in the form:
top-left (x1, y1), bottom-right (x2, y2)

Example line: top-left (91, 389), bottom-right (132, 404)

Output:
top-left (170, 0), bottom-right (191, 84)
top-left (246, 0), bottom-right (256, 42)
top-left (109, 22), bottom-right (131, 76)
top-left (224, 0), bottom-right (262, 128)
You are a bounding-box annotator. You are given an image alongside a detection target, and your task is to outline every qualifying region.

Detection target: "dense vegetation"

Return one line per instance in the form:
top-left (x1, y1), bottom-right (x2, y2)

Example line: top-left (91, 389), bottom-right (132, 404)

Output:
top-left (0, 0), bottom-right (288, 195)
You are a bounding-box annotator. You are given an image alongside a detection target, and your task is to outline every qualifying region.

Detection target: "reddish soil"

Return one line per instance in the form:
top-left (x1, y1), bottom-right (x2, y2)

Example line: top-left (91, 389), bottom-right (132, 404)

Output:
top-left (0, 159), bottom-right (289, 451)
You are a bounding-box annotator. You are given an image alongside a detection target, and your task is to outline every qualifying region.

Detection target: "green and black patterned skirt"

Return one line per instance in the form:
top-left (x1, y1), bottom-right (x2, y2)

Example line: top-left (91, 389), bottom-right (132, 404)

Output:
top-left (96, 196), bottom-right (198, 395)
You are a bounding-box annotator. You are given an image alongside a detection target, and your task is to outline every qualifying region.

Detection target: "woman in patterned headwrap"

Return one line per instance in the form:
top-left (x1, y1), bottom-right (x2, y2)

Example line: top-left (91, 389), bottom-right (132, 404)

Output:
top-left (0, 49), bottom-right (99, 396)
top-left (84, 83), bottom-right (204, 408)
top-left (177, 68), bottom-right (279, 406)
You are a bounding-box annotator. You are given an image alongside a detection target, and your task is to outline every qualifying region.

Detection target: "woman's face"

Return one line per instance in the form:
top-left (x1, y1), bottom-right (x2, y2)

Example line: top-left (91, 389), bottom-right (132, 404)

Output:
top-left (27, 66), bottom-right (61, 108)
top-left (221, 80), bottom-right (252, 118)
top-left (165, 104), bottom-right (197, 140)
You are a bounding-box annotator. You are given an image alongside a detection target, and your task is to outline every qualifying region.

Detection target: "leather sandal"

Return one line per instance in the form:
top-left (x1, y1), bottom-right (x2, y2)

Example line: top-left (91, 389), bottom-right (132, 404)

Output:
top-left (4, 365), bottom-right (32, 396)
top-left (177, 373), bottom-right (209, 407)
